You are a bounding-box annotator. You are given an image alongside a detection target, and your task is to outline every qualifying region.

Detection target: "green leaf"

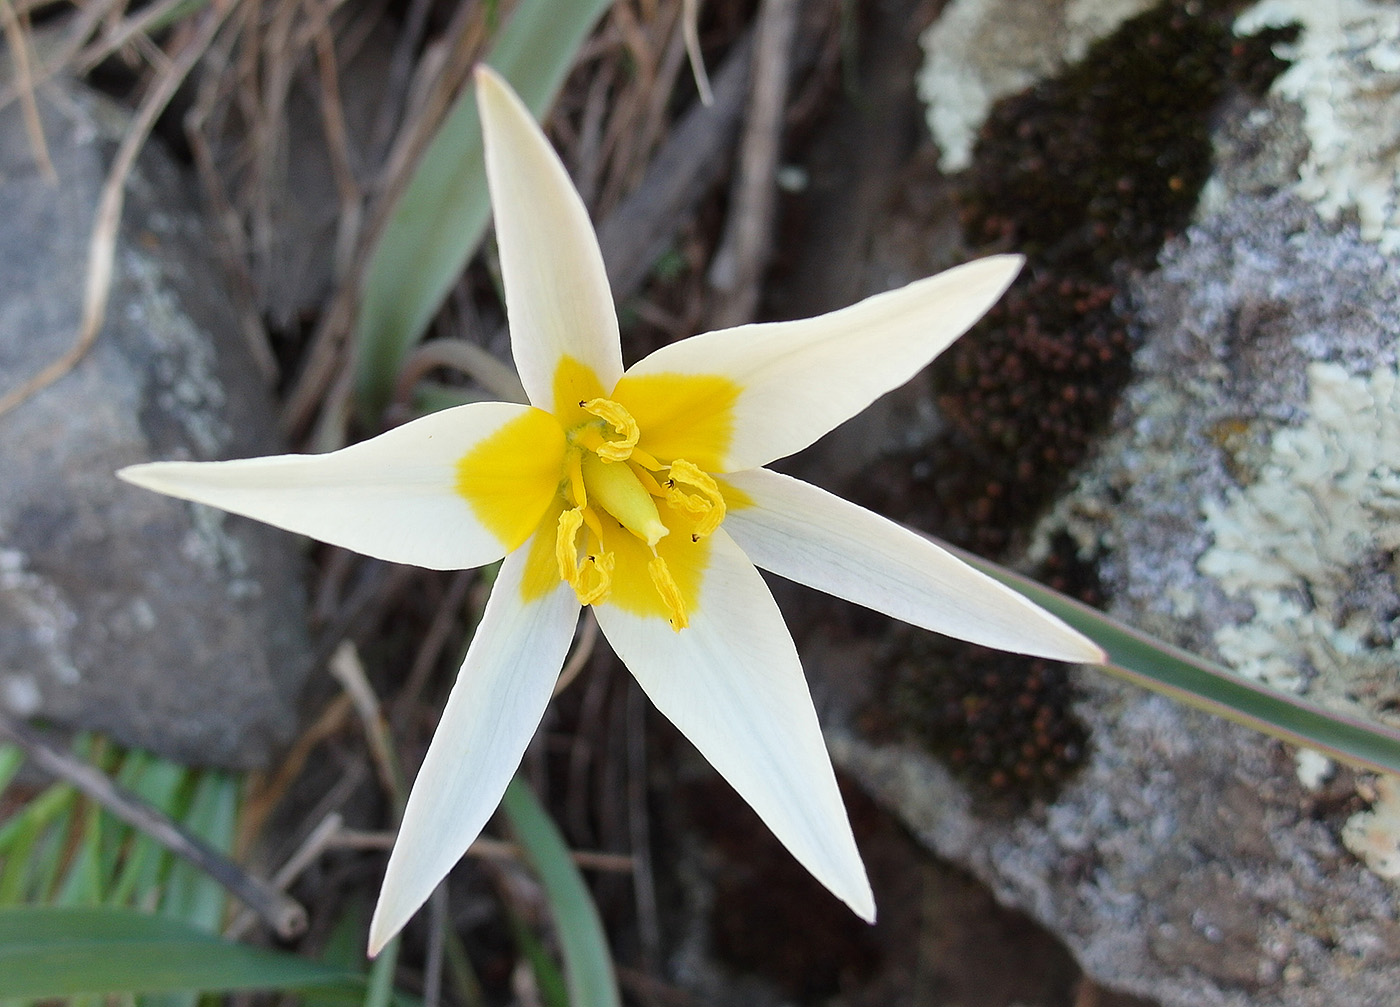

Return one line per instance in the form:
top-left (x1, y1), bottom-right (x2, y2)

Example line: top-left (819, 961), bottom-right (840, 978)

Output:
top-left (945, 541), bottom-right (1400, 776)
top-left (501, 777), bottom-right (620, 1007)
top-left (353, 0), bottom-right (614, 424)
top-left (0, 906), bottom-right (356, 996)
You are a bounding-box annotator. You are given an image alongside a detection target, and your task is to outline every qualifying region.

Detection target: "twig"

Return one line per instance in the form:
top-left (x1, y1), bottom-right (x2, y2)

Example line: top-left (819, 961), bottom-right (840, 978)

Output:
top-left (311, 16), bottom-right (363, 283)
top-left (553, 609), bottom-right (600, 698)
top-left (225, 811), bottom-right (344, 939)
top-left (705, 0), bottom-right (798, 329)
top-left (280, 0), bottom-right (489, 438)
top-left (0, 0), bottom-right (55, 182)
top-left (424, 883), bottom-right (448, 1007)
top-left (332, 828), bottom-right (635, 873)
top-left (237, 692), bottom-right (353, 851)
top-left (626, 680), bottom-right (661, 968)
top-left (71, 0), bottom-right (193, 75)
top-left (329, 640), bottom-right (406, 810)
top-left (682, 0), bottom-right (713, 106)
top-left (0, 2), bottom-right (230, 420)
top-left (392, 338), bottom-right (529, 407)
top-left (0, 713), bottom-right (307, 938)
top-left (392, 568), bottom-right (473, 733)
top-left (595, 30), bottom-right (752, 301)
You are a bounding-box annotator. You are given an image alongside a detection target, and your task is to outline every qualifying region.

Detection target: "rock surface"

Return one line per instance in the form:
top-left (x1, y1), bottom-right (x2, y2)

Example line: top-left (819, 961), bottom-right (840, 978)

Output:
top-left (0, 75), bottom-right (312, 768)
top-left (817, 3), bottom-right (1400, 1006)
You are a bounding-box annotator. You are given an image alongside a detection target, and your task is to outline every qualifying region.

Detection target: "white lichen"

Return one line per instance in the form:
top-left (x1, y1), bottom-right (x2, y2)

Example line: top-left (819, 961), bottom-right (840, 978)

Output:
top-left (1199, 363), bottom-right (1400, 702)
top-left (1343, 775), bottom-right (1400, 880)
top-left (1294, 748), bottom-right (1334, 791)
top-left (917, 0), bottom-right (1159, 172)
top-left (1236, 0), bottom-right (1400, 251)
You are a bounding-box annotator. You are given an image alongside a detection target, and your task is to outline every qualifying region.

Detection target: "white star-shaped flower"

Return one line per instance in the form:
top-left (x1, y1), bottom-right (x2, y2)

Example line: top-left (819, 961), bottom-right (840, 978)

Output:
top-left (120, 67), bottom-right (1104, 954)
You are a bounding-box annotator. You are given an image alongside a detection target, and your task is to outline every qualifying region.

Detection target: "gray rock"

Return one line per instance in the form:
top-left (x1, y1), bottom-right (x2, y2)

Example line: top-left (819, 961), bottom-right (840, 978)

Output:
top-left (831, 186), bottom-right (1400, 1007)
top-left (817, 5), bottom-right (1400, 1006)
top-left (0, 75), bottom-right (312, 768)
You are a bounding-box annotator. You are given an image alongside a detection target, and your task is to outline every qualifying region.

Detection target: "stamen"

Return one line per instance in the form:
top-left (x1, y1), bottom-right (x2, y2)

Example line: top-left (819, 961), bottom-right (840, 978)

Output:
top-left (555, 507), bottom-right (613, 604)
top-left (581, 398), bottom-right (640, 462)
top-left (580, 505), bottom-right (606, 543)
top-left (664, 459), bottom-right (727, 539)
top-left (632, 463), bottom-right (665, 497)
top-left (567, 451), bottom-right (587, 508)
top-left (630, 446), bottom-right (663, 471)
top-left (556, 508), bottom-right (584, 585)
top-left (575, 552), bottom-right (614, 605)
top-left (648, 553), bottom-right (688, 631)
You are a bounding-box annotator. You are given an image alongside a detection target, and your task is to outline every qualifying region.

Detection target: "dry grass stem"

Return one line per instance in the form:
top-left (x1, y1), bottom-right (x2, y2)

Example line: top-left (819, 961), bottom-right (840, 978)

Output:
top-left (553, 610), bottom-right (600, 698)
top-left (0, 712), bottom-right (308, 938)
top-left (0, 0), bottom-right (56, 182)
top-left (238, 692), bottom-right (354, 853)
top-left (225, 811), bottom-right (346, 939)
top-left (705, 0), bottom-right (797, 329)
top-left (0, 3), bottom-right (230, 420)
top-left (393, 569), bottom-right (475, 733)
top-left (329, 639), bottom-right (404, 808)
top-left (682, 0), bottom-right (713, 105)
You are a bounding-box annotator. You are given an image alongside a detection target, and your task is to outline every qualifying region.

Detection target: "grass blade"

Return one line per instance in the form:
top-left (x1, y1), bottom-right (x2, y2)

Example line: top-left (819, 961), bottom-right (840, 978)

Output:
top-left (353, 0), bottom-right (615, 423)
top-left (501, 777), bottom-right (620, 1007)
top-left (943, 539), bottom-right (1400, 775)
top-left (0, 906), bottom-right (354, 996)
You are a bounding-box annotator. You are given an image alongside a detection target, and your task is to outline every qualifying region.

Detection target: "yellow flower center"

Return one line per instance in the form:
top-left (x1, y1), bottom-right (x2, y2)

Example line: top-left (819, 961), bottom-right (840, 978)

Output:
top-left (454, 358), bottom-right (744, 629)
top-left (553, 397), bottom-right (727, 630)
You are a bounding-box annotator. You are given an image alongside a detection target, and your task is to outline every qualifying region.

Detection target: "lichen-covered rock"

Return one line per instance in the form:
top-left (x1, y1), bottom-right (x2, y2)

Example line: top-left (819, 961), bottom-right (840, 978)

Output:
top-left (0, 75), bottom-right (312, 768)
top-left (827, 3), bottom-right (1400, 1006)
top-left (917, 0), bottom-right (1159, 172)
top-left (1236, 0), bottom-right (1400, 252)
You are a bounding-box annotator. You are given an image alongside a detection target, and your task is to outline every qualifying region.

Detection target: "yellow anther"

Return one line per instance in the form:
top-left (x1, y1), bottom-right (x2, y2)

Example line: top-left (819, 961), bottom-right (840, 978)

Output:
top-left (555, 507), bottom-right (613, 604)
top-left (575, 552), bottom-right (614, 605)
top-left (664, 459), bottom-right (726, 539)
top-left (648, 553), bottom-right (688, 631)
top-left (580, 398), bottom-right (639, 462)
top-left (555, 507), bottom-right (585, 585)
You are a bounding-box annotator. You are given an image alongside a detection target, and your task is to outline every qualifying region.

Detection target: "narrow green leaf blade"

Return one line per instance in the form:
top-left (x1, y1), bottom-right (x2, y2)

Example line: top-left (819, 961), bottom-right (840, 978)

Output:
top-left (353, 0), bottom-right (614, 422)
top-left (0, 906), bottom-right (355, 996)
top-left (944, 539), bottom-right (1400, 776)
top-left (502, 777), bottom-right (620, 1007)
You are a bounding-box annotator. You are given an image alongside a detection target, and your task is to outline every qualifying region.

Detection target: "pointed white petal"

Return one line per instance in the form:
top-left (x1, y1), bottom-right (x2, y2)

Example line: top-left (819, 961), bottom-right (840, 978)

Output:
top-left (476, 66), bottom-right (623, 413)
top-left (594, 530), bottom-right (874, 920)
top-left (368, 547), bottom-right (580, 954)
top-left (621, 255), bottom-right (1022, 471)
top-left (723, 468), bottom-right (1106, 664)
top-left (118, 401), bottom-right (558, 571)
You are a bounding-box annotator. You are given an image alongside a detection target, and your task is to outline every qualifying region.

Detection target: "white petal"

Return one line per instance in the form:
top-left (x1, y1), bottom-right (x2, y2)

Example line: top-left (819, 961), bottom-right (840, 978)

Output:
top-left (623, 255), bottom-right (1022, 471)
top-left (723, 468), bottom-right (1105, 664)
top-left (594, 530), bottom-right (873, 920)
top-left (368, 547), bottom-right (580, 954)
top-left (476, 66), bottom-right (624, 412)
top-left (118, 401), bottom-right (553, 571)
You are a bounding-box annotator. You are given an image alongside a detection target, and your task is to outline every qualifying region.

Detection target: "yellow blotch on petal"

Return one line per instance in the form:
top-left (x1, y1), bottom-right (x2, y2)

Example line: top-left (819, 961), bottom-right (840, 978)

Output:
top-left (714, 476), bottom-right (754, 511)
top-left (552, 355), bottom-right (608, 424)
top-left (600, 500), bottom-right (708, 623)
top-left (455, 408), bottom-right (566, 551)
top-left (518, 499), bottom-right (568, 602)
top-left (612, 372), bottom-right (739, 473)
